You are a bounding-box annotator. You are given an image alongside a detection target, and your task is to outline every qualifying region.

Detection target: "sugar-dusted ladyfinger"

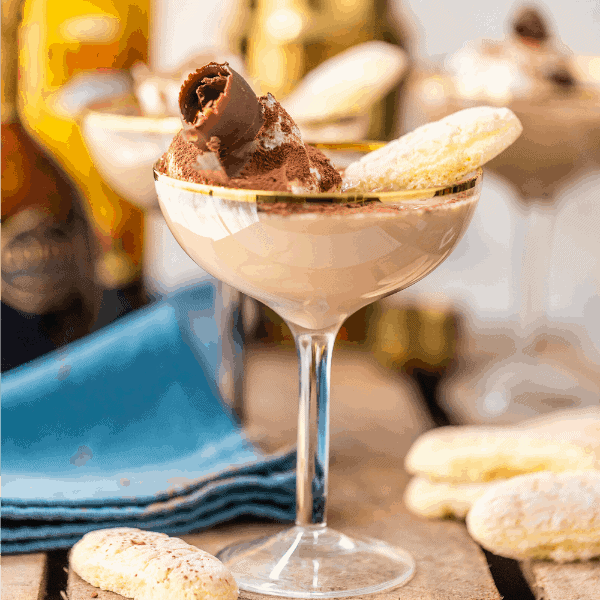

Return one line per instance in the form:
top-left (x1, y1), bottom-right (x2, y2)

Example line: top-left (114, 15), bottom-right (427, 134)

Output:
top-left (70, 528), bottom-right (238, 600)
top-left (403, 476), bottom-right (490, 519)
top-left (404, 424), bottom-right (598, 484)
top-left (466, 470), bottom-right (600, 562)
top-left (342, 106), bottom-right (522, 192)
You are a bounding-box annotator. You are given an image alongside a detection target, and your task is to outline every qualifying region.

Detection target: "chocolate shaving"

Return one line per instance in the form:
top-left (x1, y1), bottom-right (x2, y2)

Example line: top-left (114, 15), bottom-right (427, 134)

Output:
top-left (178, 62), bottom-right (263, 176)
top-left (159, 61), bottom-right (342, 193)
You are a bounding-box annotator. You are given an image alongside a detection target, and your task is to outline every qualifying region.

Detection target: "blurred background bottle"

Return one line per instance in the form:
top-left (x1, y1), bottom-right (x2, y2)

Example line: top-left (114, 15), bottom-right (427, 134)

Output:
top-left (2, 0), bottom-right (155, 371)
top-left (368, 303), bottom-right (459, 426)
top-left (237, 0), bottom-right (409, 140)
top-left (2, 0), bottom-right (103, 370)
top-left (17, 0), bottom-right (150, 299)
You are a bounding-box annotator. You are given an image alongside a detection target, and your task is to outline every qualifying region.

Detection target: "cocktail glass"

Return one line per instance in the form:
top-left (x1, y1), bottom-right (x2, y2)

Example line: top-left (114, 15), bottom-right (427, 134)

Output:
top-left (80, 98), bottom-right (202, 294)
top-left (81, 98), bottom-right (245, 419)
top-left (407, 69), bottom-right (600, 423)
top-left (154, 145), bottom-right (483, 598)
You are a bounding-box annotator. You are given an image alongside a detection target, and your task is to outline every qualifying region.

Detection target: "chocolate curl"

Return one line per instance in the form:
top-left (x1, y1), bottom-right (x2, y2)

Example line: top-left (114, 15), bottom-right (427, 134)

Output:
top-left (179, 62), bottom-right (263, 176)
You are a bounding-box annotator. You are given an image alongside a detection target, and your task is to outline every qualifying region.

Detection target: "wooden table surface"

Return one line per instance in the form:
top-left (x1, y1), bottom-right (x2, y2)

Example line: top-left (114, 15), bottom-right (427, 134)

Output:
top-left (3, 343), bottom-right (599, 600)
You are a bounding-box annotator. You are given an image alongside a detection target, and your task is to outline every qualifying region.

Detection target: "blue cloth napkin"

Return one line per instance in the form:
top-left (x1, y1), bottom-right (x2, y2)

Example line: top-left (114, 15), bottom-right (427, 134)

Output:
top-left (1, 282), bottom-right (296, 554)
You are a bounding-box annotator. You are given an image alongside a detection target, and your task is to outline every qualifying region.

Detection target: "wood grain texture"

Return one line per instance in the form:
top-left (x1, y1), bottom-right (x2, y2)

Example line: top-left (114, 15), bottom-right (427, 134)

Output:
top-left (67, 512), bottom-right (500, 600)
top-left (64, 344), bottom-right (500, 599)
top-left (39, 344), bottom-right (496, 599)
top-left (66, 456), bottom-right (501, 600)
top-left (521, 560), bottom-right (600, 600)
top-left (1, 554), bottom-right (48, 600)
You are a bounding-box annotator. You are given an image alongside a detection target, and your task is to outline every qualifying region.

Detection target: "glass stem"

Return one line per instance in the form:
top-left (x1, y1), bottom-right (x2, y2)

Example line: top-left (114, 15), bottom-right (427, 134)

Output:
top-left (518, 204), bottom-right (557, 336)
top-left (288, 322), bottom-right (341, 528)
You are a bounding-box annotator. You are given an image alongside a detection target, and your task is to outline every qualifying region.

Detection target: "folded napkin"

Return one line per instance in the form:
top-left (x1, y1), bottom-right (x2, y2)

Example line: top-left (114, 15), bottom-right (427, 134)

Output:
top-left (2, 281), bottom-right (296, 554)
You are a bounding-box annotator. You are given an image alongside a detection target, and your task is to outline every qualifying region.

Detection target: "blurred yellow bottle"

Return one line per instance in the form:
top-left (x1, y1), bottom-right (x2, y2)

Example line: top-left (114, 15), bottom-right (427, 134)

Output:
top-left (18, 0), bottom-right (150, 288)
top-left (370, 304), bottom-right (457, 375)
top-left (241, 0), bottom-right (406, 139)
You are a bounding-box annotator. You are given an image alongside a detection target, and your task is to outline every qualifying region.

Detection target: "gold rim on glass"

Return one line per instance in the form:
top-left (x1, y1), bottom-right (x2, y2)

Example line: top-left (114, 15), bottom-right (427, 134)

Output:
top-left (153, 141), bottom-right (482, 204)
top-left (310, 141), bottom-right (387, 152)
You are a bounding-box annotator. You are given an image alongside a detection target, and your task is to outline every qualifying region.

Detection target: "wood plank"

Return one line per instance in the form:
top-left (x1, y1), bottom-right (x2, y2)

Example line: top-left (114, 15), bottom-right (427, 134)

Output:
top-left (242, 345), bottom-right (434, 460)
top-left (67, 455), bottom-right (500, 600)
top-left (67, 510), bottom-right (500, 600)
top-left (521, 560), bottom-right (600, 600)
top-left (64, 345), bottom-right (500, 599)
top-left (1, 554), bottom-right (48, 600)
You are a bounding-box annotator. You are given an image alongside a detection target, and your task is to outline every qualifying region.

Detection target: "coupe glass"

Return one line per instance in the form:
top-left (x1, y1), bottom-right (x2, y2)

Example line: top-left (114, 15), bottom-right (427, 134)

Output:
top-left (409, 71), bottom-right (600, 423)
top-left (81, 102), bottom-right (245, 419)
top-left (154, 145), bottom-right (483, 598)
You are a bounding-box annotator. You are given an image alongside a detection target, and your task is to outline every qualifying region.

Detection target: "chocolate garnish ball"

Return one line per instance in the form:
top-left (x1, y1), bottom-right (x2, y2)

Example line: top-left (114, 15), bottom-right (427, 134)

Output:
top-left (513, 7), bottom-right (549, 42)
top-left (178, 62), bottom-right (263, 156)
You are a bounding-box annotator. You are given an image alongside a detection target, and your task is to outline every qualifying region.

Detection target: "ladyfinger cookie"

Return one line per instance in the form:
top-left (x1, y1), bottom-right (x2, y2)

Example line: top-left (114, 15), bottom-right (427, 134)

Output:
top-left (341, 106), bottom-right (522, 192)
top-left (404, 424), bottom-right (598, 483)
top-left (70, 528), bottom-right (238, 600)
top-left (403, 476), bottom-right (490, 519)
top-left (466, 470), bottom-right (600, 562)
top-left (282, 41), bottom-right (407, 123)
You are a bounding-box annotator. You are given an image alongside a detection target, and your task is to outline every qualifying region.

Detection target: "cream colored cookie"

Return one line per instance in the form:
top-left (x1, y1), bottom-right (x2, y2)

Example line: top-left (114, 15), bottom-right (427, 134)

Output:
top-left (70, 528), bottom-right (238, 600)
top-left (405, 420), bottom-right (599, 484)
top-left (466, 470), bottom-right (600, 562)
top-left (403, 476), bottom-right (490, 519)
top-left (282, 41), bottom-right (407, 124)
top-left (341, 106), bottom-right (522, 192)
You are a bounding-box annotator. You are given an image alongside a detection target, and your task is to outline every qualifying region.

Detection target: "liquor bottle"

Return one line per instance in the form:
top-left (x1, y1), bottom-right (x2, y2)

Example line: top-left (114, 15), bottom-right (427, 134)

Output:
top-left (238, 0), bottom-right (409, 140)
top-left (17, 0), bottom-right (150, 295)
top-left (368, 302), bottom-right (459, 426)
top-left (2, 0), bottom-right (103, 370)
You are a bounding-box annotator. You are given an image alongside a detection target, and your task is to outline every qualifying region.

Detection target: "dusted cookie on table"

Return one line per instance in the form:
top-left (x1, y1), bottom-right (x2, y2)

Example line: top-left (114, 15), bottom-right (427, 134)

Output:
top-left (404, 423), bottom-right (599, 484)
top-left (466, 470), bottom-right (600, 562)
top-left (403, 477), bottom-right (490, 519)
top-left (70, 527), bottom-right (238, 600)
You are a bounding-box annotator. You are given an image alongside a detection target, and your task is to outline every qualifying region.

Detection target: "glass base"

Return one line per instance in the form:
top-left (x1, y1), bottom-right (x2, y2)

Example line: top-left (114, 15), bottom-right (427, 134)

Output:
top-left (217, 525), bottom-right (415, 598)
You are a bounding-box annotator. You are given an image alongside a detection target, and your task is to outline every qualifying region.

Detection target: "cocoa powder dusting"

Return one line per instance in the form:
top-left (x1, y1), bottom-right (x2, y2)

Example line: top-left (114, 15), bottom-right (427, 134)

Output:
top-left (257, 201), bottom-right (404, 215)
top-left (234, 142), bottom-right (312, 191)
top-left (232, 98), bottom-right (315, 192)
top-left (157, 94), bottom-right (341, 193)
top-left (157, 132), bottom-right (211, 184)
top-left (256, 191), bottom-right (471, 215)
top-left (306, 145), bottom-right (342, 192)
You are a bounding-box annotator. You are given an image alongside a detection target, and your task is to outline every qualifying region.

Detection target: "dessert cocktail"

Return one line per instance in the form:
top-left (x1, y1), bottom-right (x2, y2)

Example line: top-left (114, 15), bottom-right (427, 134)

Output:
top-left (154, 62), bottom-right (521, 597)
top-left (404, 7), bottom-right (600, 424)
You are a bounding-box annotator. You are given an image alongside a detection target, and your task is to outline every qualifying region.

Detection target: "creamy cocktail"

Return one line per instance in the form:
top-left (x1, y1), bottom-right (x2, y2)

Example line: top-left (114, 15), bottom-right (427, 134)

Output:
top-left (156, 178), bottom-right (480, 330)
top-left (154, 61), bottom-right (521, 598)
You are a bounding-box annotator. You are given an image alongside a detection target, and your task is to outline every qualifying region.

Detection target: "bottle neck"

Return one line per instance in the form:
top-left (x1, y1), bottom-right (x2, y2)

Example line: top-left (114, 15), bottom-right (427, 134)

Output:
top-left (1, 0), bottom-right (23, 124)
